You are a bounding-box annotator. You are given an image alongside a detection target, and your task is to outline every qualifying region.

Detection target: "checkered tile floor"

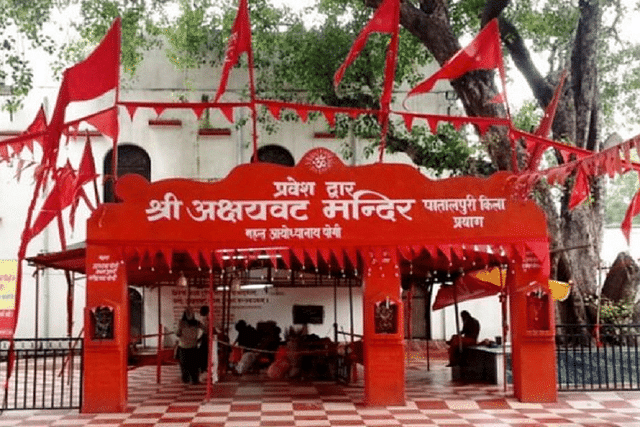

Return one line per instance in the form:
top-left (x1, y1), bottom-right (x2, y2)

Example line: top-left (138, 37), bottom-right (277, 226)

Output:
top-left (2, 353), bottom-right (640, 426)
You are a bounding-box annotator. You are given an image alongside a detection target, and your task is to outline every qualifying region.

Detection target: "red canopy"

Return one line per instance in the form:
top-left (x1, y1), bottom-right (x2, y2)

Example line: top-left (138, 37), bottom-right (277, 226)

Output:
top-left (432, 266), bottom-right (505, 310)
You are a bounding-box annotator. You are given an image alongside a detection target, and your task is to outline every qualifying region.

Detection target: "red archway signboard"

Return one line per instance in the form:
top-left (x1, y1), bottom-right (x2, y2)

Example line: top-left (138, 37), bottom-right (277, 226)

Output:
top-left (88, 148), bottom-right (548, 262)
top-left (83, 148), bottom-right (555, 412)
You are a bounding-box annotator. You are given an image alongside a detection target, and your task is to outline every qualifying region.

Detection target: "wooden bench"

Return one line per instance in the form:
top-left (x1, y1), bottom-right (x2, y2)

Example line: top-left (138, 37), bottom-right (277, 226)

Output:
top-left (451, 345), bottom-right (510, 385)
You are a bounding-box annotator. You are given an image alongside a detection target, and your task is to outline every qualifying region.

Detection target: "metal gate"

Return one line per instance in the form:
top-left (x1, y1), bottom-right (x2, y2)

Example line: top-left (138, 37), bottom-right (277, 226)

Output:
top-left (0, 338), bottom-right (83, 411)
top-left (556, 324), bottom-right (640, 391)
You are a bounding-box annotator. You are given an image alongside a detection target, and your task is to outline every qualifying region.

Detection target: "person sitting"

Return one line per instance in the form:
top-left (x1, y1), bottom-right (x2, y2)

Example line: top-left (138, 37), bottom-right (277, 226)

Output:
top-left (234, 320), bottom-right (259, 374)
top-left (446, 310), bottom-right (480, 367)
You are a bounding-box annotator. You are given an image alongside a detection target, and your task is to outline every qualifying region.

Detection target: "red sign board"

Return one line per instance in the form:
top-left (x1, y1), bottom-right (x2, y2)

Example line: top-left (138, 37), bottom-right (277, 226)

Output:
top-left (88, 148), bottom-right (548, 265)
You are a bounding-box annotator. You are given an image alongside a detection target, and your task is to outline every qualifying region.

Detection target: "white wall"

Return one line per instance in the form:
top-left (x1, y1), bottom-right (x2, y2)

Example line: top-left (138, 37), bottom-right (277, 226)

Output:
top-left (138, 285), bottom-right (363, 348)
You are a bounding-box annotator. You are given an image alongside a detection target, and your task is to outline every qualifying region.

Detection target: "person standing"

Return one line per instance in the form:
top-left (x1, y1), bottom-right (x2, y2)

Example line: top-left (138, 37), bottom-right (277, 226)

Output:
top-left (176, 308), bottom-right (202, 384)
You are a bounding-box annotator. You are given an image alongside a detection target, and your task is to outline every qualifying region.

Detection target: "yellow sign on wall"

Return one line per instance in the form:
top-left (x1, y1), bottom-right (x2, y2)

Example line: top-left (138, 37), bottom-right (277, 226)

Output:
top-left (0, 260), bottom-right (18, 338)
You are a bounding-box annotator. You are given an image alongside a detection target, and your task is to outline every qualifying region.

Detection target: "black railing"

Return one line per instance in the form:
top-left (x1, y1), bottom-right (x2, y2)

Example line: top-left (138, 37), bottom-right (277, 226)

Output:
top-left (0, 338), bottom-right (83, 411)
top-left (556, 324), bottom-right (640, 391)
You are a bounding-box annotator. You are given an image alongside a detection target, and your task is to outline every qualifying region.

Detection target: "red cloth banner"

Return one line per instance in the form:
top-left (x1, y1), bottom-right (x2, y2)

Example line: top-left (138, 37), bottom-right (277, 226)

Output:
top-left (214, 0), bottom-right (253, 102)
top-left (333, 0), bottom-right (399, 89)
top-left (406, 19), bottom-right (503, 99)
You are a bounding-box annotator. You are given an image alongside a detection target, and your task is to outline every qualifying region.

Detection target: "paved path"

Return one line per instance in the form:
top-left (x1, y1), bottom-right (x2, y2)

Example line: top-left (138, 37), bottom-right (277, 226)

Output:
top-left (1, 355), bottom-right (640, 426)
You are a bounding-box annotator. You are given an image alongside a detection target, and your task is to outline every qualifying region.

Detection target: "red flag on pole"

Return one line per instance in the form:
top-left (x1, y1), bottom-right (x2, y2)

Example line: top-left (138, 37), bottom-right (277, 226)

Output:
top-left (622, 179), bottom-right (640, 244)
top-left (214, 0), bottom-right (253, 103)
top-left (377, 0), bottom-right (401, 162)
top-left (25, 105), bottom-right (48, 151)
top-left (535, 70), bottom-right (567, 139)
top-left (333, 0), bottom-right (400, 89)
top-left (526, 71), bottom-right (567, 171)
top-left (405, 19), bottom-right (504, 99)
top-left (64, 20), bottom-right (120, 102)
top-left (43, 17), bottom-right (121, 169)
top-left (28, 163), bottom-right (78, 240)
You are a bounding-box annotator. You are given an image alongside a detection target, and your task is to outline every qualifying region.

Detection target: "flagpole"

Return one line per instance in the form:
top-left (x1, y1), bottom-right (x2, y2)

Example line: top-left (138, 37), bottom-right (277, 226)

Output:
top-left (112, 17), bottom-right (122, 193)
top-left (247, 36), bottom-right (259, 161)
top-left (378, 0), bottom-right (401, 162)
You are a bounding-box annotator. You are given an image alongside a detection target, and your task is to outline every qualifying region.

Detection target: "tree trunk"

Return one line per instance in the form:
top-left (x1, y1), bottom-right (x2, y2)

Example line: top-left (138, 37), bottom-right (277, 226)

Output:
top-left (364, 0), bottom-right (606, 325)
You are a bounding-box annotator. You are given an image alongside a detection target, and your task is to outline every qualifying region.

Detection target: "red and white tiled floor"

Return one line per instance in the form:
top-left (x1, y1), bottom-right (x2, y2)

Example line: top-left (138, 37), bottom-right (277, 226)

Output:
top-left (2, 350), bottom-right (640, 427)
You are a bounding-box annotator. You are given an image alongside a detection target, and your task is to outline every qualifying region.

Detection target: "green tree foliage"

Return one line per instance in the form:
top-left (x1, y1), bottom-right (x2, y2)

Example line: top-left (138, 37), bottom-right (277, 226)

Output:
top-left (0, 0), bottom-right (56, 114)
top-left (5, 0), bottom-right (640, 205)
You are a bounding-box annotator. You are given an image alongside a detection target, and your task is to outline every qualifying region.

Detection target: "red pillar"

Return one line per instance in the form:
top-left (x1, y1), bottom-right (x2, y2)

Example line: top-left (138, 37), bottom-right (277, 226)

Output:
top-left (508, 261), bottom-right (557, 403)
top-left (82, 245), bottom-right (129, 412)
top-left (362, 250), bottom-right (405, 406)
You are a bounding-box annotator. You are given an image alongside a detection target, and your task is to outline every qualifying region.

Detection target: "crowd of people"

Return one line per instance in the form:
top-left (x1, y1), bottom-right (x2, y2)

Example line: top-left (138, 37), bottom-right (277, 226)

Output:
top-left (175, 312), bottom-right (342, 383)
top-left (175, 307), bottom-right (483, 383)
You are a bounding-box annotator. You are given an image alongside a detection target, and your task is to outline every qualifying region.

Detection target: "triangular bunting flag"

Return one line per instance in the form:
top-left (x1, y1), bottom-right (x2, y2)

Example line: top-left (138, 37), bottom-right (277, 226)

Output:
top-left (295, 107), bottom-right (309, 123)
top-left (218, 106), bottom-right (235, 123)
top-left (344, 247), bottom-right (359, 270)
top-left (85, 107), bottom-right (118, 141)
top-left (305, 248), bottom-right (318, 269)
top-left (322, 109), bottom-right (336, 128)
top-left (201, 250), bottom-right (212, 271)
top-left (438, 245), bottom-right (451, 263)
top-left (569, 166), bottom-right (590, 210)
top-left (331, 248), bottom-right (345, 270)
top-left (267, 103), bottom-right (281, 120)
top-left (398, 246), bottom-right (413, 261)
top-left (212, 250), bottom-right (225, 269)
top-left (427, 117), bottom-right (439, 134)
top-left (319, 248), bottom-right (332, 268)
top-left (402, 114), bottom-right (414, 132)
top-left (187, 248), bottom-right (201, 269)
top-left (292, 248), bottom-right (306, 266)
top-left (622, 183), bottom-right (640, 244)
top-left (192, 106), bottom-right (206, 120)
top-left (125, 104), bottom-right (138, 120)
top-left (161, 248), bottom-right (173, 271)
top-left (279, 249), bottom-right (291, 269)
top-left (451, 245), bottom-right (465, 261)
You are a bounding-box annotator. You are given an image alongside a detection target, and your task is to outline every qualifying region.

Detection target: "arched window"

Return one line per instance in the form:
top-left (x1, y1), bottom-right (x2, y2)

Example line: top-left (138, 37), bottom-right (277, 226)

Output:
top-left (103, 144), bottom-right (151, 202)
top-left (254, 144), bottom-right (295, 166)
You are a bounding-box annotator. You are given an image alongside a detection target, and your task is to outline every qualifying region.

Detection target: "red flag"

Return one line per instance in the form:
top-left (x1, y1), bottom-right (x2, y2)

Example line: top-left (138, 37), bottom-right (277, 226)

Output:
top-left (43, 18), bottom-right (120, 170)
top-left (64, 19), bottom-right (120, 102)
top-left (214, 0), bottom-right (252, 102)
top-left (569, 166), bottom-right (590, 210)
top-left (406, 19), bottom-right (504, 99)
top-left (76, 136), bottom-right (98, 188)
top-left (622, 184), bottom-right (640, 244)
top-left (333, 0), bottom-right (399, 89)
top-left (85, 107), bottom-right (119, 141)
top-left (28, 163), bottom-right (78, 239)
top-left (24, 105), bottom-right (48, 151)
top-left (534, 70), bottom-right (567, 139)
